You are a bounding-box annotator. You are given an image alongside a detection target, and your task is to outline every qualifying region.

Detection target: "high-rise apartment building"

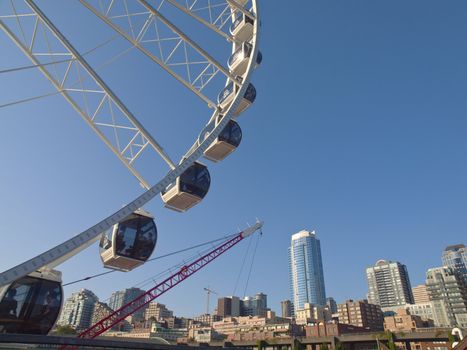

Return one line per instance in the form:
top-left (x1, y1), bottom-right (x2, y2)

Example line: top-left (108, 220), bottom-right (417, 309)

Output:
top-left (288, 230), bottom-right (326, 313)
top-left (412, 284), bottom-right (430, 304)
top-left (442, 244), bottom-right (467, 285)
top-left (426, 266), bottom-right (467, 327)
top-left (57, 289), bottom-right (98, 331)
top-left (366, 260), bottom-right (414, 309)
top-left (109, 287), bottom-right (147, 321)
top-left (281, 300), bottom-right (293, 318)
top-left (241, 293), bottom-right (268, 317)
top-left (337, 299), bottom-right (383, 331)
top-left (144, 302), bottom-right (173, 321)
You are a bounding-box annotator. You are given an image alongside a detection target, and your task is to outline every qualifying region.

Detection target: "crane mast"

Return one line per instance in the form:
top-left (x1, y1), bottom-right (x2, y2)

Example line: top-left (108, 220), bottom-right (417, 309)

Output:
top-left (77, 221), bottom-right (263, 340)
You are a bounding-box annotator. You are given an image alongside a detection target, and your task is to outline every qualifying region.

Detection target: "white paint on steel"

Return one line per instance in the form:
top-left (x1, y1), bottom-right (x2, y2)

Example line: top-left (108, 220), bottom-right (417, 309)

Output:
top-left (0, 0), bottom-right (260, 287)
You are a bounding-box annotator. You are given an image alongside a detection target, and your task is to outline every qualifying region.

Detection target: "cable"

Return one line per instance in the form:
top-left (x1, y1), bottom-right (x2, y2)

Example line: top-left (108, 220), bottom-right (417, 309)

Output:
top-left (0, 90), bottom-right (62, 109)
top-left (232, 234), bottom-right (253, 296)
top-left (0, 35), bottom-right (119, 75)
top-left (242, 232), bottom-right (261, 297)
top-left (62, 232), bottom-right (238, 287)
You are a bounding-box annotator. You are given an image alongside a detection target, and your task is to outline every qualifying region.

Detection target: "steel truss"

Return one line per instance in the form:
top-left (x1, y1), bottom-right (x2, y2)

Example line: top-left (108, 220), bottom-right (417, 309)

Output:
top-left (0, 0), bottom-right (260, 288)
top-left (79, 0), bottom-right (241, 108)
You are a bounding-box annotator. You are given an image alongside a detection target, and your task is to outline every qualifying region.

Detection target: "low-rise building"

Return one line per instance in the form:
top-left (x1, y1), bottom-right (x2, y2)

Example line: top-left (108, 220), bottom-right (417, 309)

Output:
top-left (295, 303), bottom-right (331, 325)
top-left (384, 309), bottom-right (434, 332)
top-left (305, 322), bottom-right (372, 337)
top-left (337, 299), bottom-right (383, 331)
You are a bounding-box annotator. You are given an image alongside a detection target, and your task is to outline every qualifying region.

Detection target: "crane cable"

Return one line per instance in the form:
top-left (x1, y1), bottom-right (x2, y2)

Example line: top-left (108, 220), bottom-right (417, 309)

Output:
top-left (243, 230), bottom-right (262, 297)
top-left (232, 233), bottom-right (254, 296)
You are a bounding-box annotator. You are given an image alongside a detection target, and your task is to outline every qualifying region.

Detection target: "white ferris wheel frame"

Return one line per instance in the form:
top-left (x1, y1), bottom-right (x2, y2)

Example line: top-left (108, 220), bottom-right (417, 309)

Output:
top-left (0, 0), bottom-right (261, 288)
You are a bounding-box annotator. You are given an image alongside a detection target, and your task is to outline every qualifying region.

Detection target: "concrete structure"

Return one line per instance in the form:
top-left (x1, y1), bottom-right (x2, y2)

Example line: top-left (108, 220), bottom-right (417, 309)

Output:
top-left (442, 244), bottom-right (467, 285)
top-left (57, 289), bottom-right (98, 331)
top-left (241, 293), bottom-right (269, 317)
top-left (288, 230), bottom-right (326, 314)
top-left (337, 299), bottom-right (383, 331)
top-left (281, 300), bottom-right (293, 318)
top-left (305, 322), bottom-right (372, 337)
top-left (109, 288), bottom-right (147, 322)
top-left (217, 296), bottom-right (240, 317)
top-left (143, 302), bottom-right (173, 321)
top-left (189, 328), bottom-right (225, 342)
top-left (91, 301), bottom-right (131, 332)
top-left (406, 302), bottom-right (438, 325)
top-left (412, 284), bottom-right (430, 304)
top-left (366, 260), bottom-right (414, 309)
top-left (426, 266), bottom-right (467, 327)
top-left (295, 303), bottom-right (331, 325)
top-left (193, 314), bottom-right (222, 327)
top-left (383, 308), bottom-right (434, 332)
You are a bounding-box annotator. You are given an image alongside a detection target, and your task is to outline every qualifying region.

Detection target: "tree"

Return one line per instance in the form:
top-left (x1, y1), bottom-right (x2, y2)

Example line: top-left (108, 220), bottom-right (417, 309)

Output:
top-left (334, 340), bottom-right (344, 350)
top-left (54, 324), bottom-right (76, 335)
top-left (293, 338), bottom-right (302, 350)
top-left (257, 340), bottom-right (267, 350)
top-left (320, 343), bottom-right (329, 350)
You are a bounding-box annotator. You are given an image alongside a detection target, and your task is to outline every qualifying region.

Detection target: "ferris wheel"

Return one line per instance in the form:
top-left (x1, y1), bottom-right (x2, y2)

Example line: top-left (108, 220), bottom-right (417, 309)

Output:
top-left (0, 0), bottom-right (261, 335)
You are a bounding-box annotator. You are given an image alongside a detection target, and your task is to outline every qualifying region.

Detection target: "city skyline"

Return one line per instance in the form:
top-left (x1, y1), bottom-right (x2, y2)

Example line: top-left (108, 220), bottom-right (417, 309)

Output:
top-left (1, 0), bottom-right (467, 319)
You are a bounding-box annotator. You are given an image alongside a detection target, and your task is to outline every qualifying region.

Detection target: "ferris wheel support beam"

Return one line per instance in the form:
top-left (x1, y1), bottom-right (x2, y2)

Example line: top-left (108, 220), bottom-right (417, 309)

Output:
top-left (164, 0), bottom-right (234, 42)
top-left (79, 0), bottom-right (217, 108)
top-left (226, 0), bottom-right (256, 19)
top-left (25, 0), bottom-right (176, 171)
top-left (138, 0), bottom-right (237, 82)
top-left (0, 0), bottom-right (177, 189)
top-left (0, 0), bottom-right (261, 288)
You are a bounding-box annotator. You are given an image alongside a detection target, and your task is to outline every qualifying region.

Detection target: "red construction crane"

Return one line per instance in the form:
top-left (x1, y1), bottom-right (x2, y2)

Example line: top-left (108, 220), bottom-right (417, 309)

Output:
top-left (77, 221), bottom-right (263, 340)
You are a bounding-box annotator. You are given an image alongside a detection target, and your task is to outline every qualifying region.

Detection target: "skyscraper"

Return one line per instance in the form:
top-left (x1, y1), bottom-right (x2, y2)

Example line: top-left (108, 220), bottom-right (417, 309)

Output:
top-left (57, 289), bottom-right (99, 331)
top-left (109, 287), bottom-right (147, 321)
top-left (241, 293), bottom-right (268, 317)
top-left (288, 230), bottom-right (326, 313)
top-left (426, 266), bottom-right (467, 327)
top-left (366, 260), bottom-right (414, 310)
top-left (442, 244), bottom-right (467, 285)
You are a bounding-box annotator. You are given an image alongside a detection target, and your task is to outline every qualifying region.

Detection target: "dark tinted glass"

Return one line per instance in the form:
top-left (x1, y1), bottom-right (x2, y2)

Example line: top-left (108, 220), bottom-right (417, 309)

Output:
top-left (256, 51), bottom-right (263, 66)
top-left (244, 83), bottom-right (256, 103)
top-left (115, 216), bottom-right (157, 261)
top-left (179, 163), bottom-right (211, 198)
top-left (218, 120), bottom-right (242, 147)
top-left (0, 277), bottom-right (62, 334)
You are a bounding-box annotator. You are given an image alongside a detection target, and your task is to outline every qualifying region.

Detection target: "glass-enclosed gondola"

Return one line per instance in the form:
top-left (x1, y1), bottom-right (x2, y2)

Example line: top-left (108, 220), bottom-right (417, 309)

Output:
top-left (230, 12), bottom-right (255, 42)
top-left (218, 82), bottom-right (256, 116)
top-left (228, 43), bottom-right (262, 76)
top-left (100, 209), bottom-right (157, 272)
top-left (204, 116), bottom-right (242, 162)
top-left (0, 269), bottom-right (62, 335)
top-left (161, 162), bottom-right (211, 212)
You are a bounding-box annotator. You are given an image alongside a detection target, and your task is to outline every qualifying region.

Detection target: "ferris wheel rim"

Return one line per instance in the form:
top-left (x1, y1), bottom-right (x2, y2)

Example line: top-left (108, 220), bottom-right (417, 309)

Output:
top-left (0, 0), bottom-right (261, 288)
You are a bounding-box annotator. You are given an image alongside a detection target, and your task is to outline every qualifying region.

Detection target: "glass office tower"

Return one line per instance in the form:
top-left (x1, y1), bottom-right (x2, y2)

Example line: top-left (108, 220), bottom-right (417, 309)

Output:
top-left (288, 230), bottom-right (326, 314)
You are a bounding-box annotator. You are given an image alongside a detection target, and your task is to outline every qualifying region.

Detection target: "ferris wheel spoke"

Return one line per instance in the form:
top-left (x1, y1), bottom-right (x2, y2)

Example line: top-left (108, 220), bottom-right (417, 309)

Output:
top-left (0, 0), bottom-right (177, 189)
top-left (164, 0), bottom-right (233, 42)
top-left (80, 0), bottom-right (239, 108)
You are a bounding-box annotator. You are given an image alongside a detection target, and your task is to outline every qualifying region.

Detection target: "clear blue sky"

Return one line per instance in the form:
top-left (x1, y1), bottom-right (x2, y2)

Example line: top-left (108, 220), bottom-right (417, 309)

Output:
top-left (0, 0), bottom-right (466, 318)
